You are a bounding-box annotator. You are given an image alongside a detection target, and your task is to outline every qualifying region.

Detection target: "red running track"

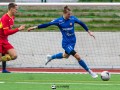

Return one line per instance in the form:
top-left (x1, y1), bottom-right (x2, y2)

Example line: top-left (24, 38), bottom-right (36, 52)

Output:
top-left (0, 68), bottom-right (120, 73)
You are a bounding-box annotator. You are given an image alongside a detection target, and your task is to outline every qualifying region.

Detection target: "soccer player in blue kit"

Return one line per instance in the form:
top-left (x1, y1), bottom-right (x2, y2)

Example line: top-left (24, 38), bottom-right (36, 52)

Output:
top-left (28, 6), bottom-right (98, 78)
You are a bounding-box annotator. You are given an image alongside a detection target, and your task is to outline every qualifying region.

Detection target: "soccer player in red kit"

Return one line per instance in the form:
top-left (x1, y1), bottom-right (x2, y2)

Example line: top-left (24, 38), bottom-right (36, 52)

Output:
top-left (0, 3), bottom-right (25, 73)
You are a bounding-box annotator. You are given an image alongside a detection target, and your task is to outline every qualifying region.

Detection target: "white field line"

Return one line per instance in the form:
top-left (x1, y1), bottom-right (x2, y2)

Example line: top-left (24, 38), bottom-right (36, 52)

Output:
top-left (15, 82), bottom-right (120, 86)
top-left (0, 82), bottom-right (5, 83)
top-left (12, 71), bottom-right (120, 74)
top-left (0, 81), bottom-right (120, 86)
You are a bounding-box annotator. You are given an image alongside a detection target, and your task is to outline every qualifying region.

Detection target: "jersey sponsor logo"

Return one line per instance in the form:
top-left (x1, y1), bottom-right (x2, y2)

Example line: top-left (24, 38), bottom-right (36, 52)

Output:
top-left (66, 33), bottom-right (74, 36)
top-left (62, 27), bottom-right (73, 31)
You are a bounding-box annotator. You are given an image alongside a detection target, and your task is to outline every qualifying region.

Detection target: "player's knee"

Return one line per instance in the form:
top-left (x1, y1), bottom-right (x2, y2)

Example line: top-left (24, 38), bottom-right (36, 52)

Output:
top-left (63, 54), bottom-right (69, 59)
top-left (63, 55), bottom-right (69, 59)
top-left (65, 55), bottom-right (69, 59)
top-left (74, 53), bottom-right (81, 61)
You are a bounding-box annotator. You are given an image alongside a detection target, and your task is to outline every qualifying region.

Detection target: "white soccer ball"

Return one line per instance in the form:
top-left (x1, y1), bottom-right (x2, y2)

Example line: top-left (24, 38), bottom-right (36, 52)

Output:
top-left (51, 84), bottom-right (56, 89)
top-left (101, 71), bottom-right (110, 81)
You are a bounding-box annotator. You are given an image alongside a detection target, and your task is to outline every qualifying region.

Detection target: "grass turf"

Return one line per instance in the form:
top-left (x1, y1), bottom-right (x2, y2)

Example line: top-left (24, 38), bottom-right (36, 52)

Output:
top-left (0, 73), bottom-right (120, 90)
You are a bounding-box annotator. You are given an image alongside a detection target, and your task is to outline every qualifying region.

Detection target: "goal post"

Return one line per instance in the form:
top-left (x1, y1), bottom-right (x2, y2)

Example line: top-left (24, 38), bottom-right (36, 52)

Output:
top-left (0, 3), bottom-right (120, 70)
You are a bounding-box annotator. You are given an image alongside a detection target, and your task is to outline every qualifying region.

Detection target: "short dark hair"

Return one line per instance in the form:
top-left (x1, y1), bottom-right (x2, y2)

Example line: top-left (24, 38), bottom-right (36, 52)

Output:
top-left (63, 5), bottom-right (71, 14)
top-left (8, 3), bottom-right (17, 10)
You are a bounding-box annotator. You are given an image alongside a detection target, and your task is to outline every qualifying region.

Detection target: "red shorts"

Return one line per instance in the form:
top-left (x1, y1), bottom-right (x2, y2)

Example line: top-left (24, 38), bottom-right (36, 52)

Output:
top-left (0, 39), bottom-right (14, 54)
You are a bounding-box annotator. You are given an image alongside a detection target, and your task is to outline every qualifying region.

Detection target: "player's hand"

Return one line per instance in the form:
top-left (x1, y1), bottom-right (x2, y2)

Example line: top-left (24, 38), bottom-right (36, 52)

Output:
top-left (18, 25), bottom-right (25, 31)
top-left (27, 27), bottom-right (34, 32)
top-left (88, 30), bottom-right (95, 39)
top-left (27, 26), bottom-right (37, 32)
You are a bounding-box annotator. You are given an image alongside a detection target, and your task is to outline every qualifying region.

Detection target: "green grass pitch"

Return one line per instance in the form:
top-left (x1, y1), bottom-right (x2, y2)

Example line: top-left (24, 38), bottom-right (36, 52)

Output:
top-left (0, 73), bottom-right (120, 90)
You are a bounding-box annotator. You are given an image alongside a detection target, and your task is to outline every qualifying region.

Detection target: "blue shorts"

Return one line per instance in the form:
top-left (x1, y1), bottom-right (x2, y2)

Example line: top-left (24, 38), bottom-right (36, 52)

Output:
top-left (62, 43), bottom-right (75, 55)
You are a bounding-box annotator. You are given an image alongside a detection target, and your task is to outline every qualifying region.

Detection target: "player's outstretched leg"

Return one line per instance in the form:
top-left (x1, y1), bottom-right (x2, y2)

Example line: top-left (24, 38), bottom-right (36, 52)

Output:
top-left (45, 53), bottom-right (63, 65)
top-left (74, 53), bottom-right (98, 78)
top-left (78, 60), bottom-right (98, 78)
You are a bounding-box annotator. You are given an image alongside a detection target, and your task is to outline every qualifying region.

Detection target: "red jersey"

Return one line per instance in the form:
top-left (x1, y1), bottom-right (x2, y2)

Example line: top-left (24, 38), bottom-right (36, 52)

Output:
top-left (0, 13), bottom-right (19, 40)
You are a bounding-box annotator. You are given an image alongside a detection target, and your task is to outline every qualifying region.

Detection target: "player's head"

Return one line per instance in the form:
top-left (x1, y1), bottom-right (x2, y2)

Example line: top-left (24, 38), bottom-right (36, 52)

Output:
top-left (63, 6), bottom-right (71, 19)
top-left (8, 3), bottom-right (18, 15)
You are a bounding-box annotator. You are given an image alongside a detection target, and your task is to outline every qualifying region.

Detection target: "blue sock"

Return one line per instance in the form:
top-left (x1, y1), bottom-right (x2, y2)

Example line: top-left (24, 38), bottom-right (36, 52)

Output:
top-left (78, 59), bottom-right (89, 71)
top-left (51, 53), bottom-right (63, 59)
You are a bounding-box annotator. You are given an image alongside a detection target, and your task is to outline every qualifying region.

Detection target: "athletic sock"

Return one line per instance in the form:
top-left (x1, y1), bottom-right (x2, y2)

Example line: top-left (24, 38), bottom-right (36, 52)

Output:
top-left (51, 53), bottom-right (63, 59)
top-left (2, 61), bottom-right (6, 71)
top-left (78, 59), bottom-right (89, 71)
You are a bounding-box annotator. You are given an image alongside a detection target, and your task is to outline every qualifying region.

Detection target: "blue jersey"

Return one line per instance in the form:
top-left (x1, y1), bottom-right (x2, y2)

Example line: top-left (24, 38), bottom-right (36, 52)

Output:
top-left (38, 16), bottom-right (89, 54)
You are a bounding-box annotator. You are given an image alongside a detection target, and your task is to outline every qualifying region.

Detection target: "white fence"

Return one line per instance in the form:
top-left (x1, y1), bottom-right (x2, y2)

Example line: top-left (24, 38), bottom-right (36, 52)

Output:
top-left (1, 32), bottom-right (119, 69)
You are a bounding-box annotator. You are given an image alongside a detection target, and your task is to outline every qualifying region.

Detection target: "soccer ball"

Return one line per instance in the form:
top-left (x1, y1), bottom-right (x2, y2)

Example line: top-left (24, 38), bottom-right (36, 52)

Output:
top-left (51, 84), bottom-right (56, 89)
top-left (101, 71), bottom-right (110, 81)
